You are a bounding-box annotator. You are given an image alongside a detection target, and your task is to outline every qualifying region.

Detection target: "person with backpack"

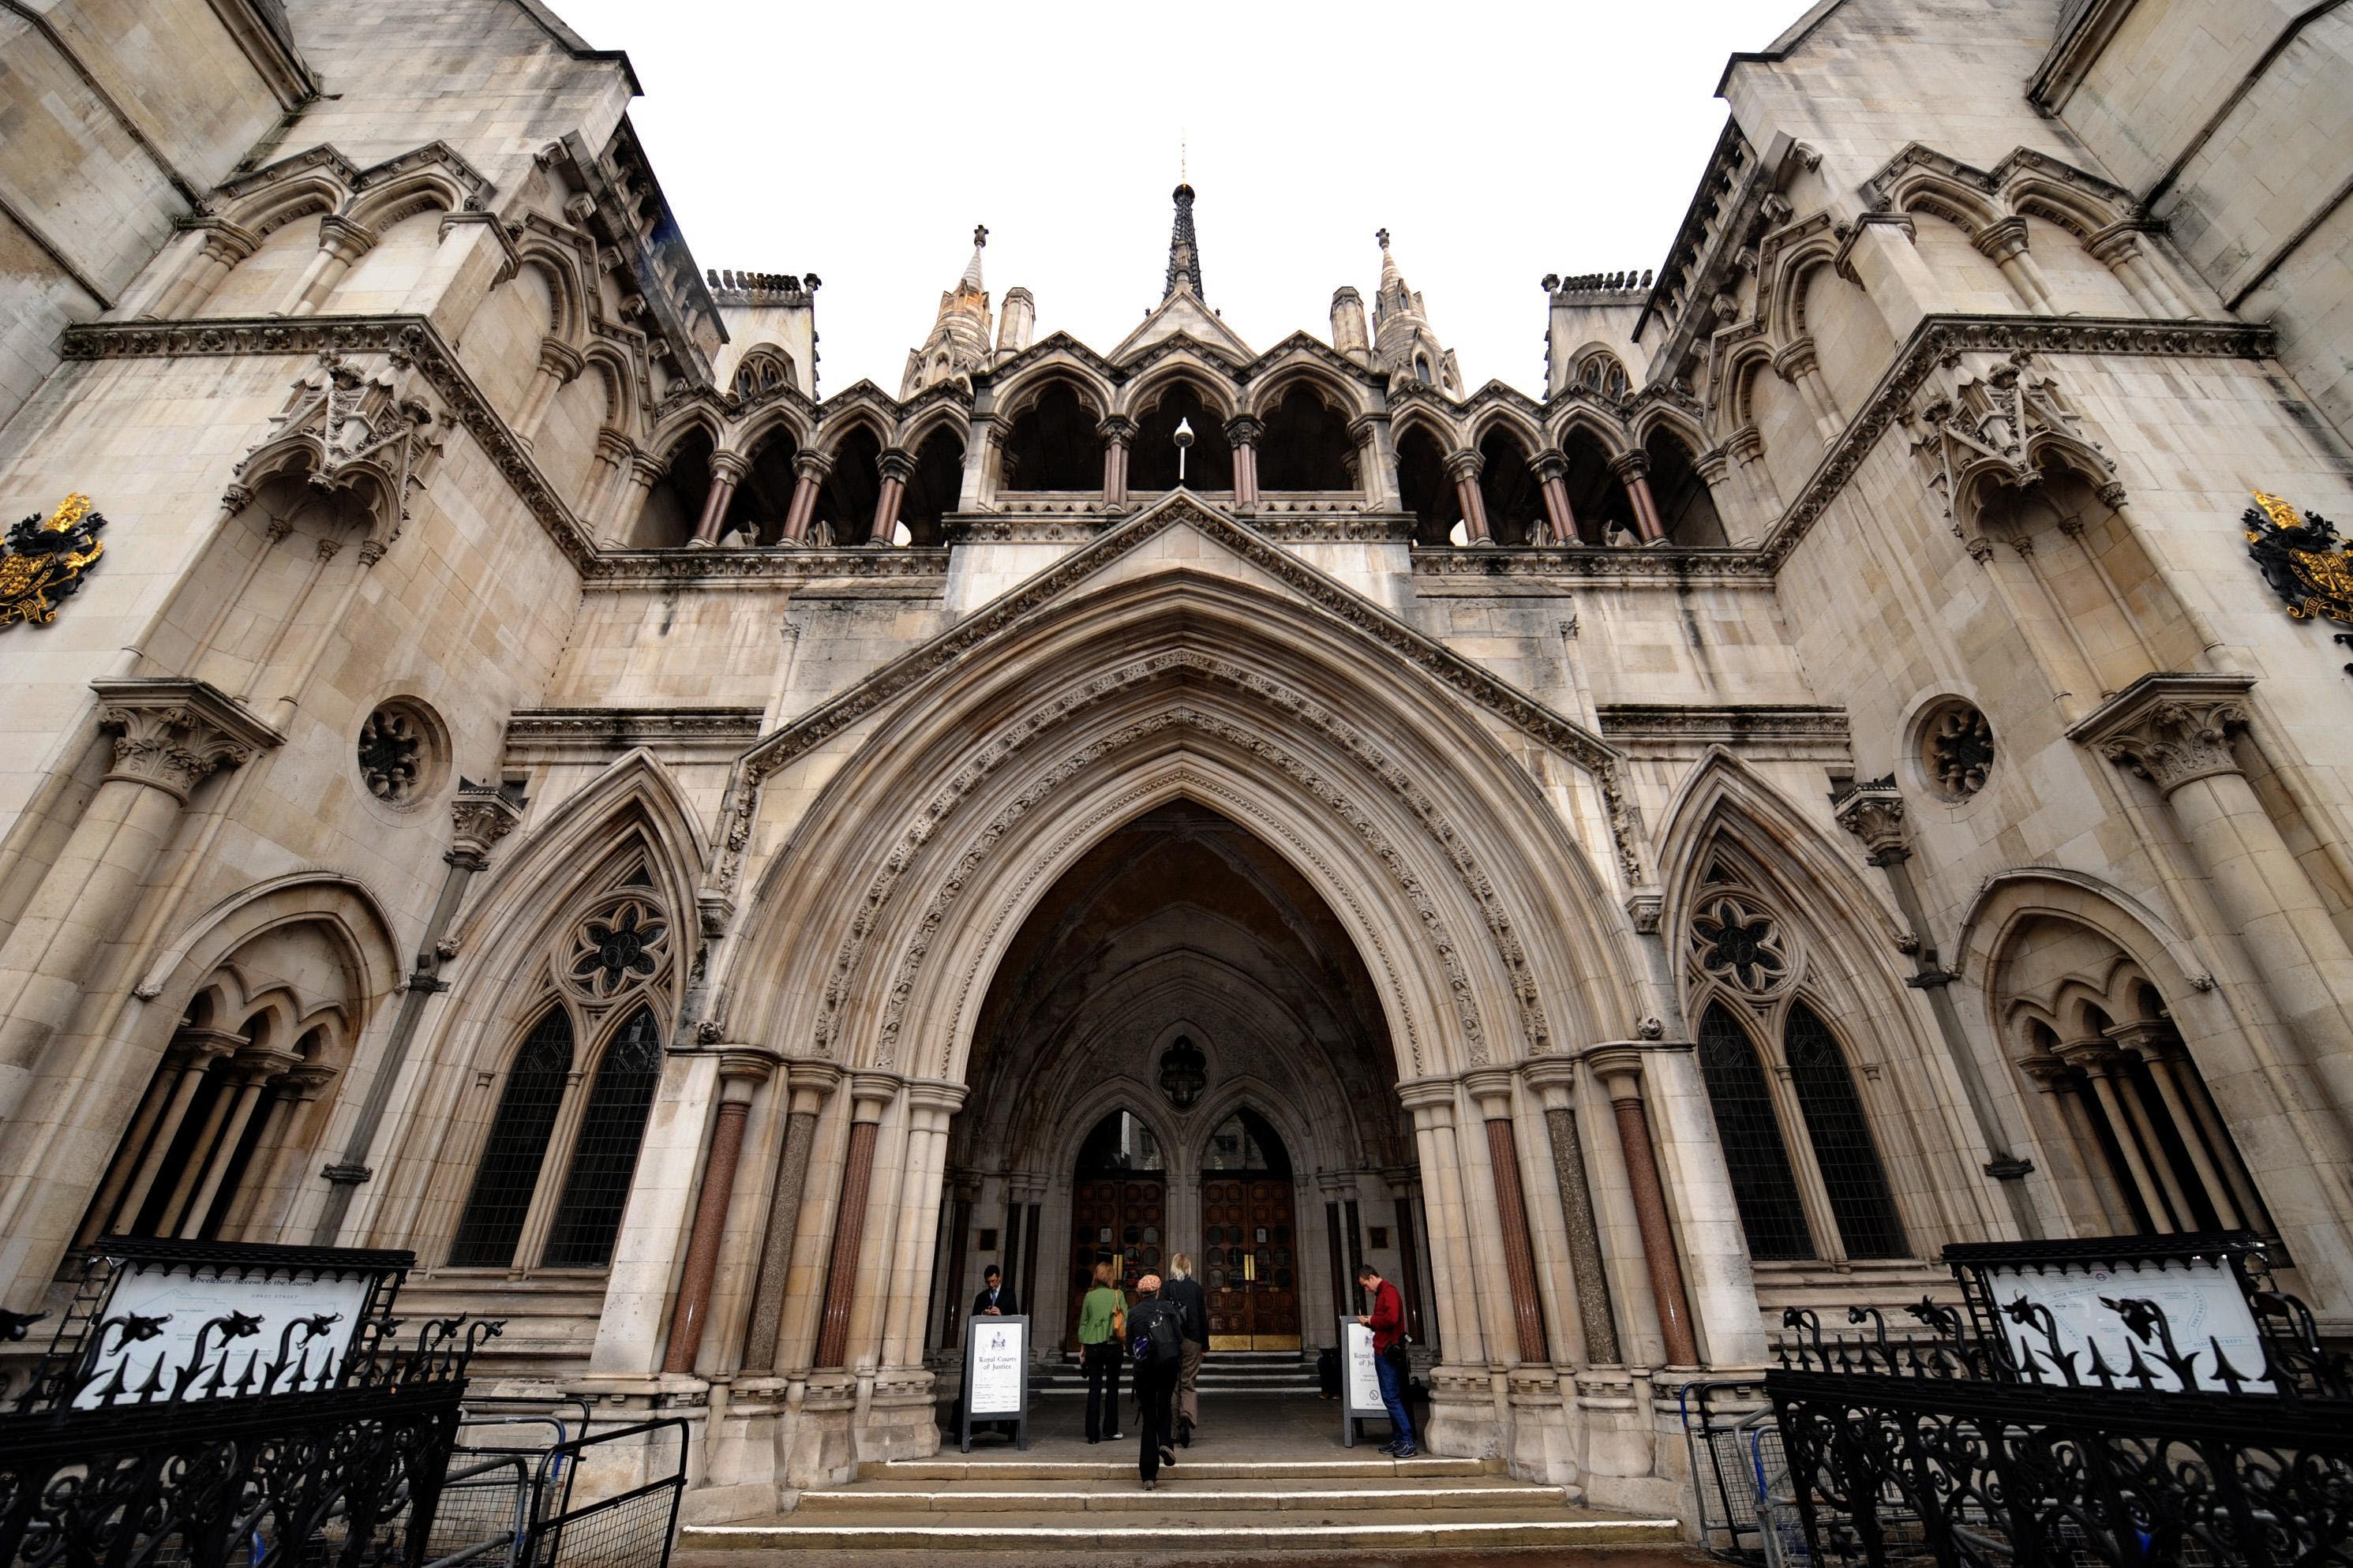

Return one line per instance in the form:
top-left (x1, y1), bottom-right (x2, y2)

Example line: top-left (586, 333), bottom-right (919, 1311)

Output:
top-left (1163, 1253), bottom-right (1209, 1446)
top-left (1079, 1259), bottom-right (1126, 1443)
top-left (1126, 1272), bottom-right (1183, 1489)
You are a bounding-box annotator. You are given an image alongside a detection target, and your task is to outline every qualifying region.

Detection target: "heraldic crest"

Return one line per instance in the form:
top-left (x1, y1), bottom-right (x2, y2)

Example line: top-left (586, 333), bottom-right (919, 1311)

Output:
top-left (2243, 490), bottom-right (2353, 628)
top-left (0, 493), bottom-right (107, 631)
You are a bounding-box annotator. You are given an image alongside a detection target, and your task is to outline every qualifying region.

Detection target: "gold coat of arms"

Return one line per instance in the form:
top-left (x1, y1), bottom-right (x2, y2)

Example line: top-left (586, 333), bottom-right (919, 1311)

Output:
top-left (0, 494), bottom-right (108, 630)
top-left (2242, 490), bottom-right (2353, 627)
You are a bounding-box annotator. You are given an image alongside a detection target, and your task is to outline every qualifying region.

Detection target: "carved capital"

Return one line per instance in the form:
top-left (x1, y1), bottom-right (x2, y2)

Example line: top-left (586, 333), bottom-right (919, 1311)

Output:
top-left (1832, 775), bottom-right (1910, 863)
top-left (878, 448), bottom-right (917, 485)
top-left (90, 679), bottom-right (282, 803)
top-left (1223, 415), bottom-right (1263, 447)
top-left (315, 214), bottom-right (379, 264)
top-left (1096, 416), bottom-right (1137, 446)
top-left (793, 449), bottom-right (836, 481)
top-left (1460, 1067), bottom-right (1516, 1117)
top-left (1606, 449), bottom-right (1650, 483)
top-left (449, 776), bottom-right (526, 862)
top-left (707, 449), bottom-right (753, 485)
top-left (537, 336), bottom-right (586, 383)
top-left (1623, 889), bottom-right (1663, 934)
top-left (2068, 672), bottom-right (2257, 796)
top-left (1528, 447), bottom-right (1568, 483)
top-left (1971, 215), bottom-right (2032, 266)
top-left (1770, 336), bottom-right (1820, 382)
top-left (1582, 1046), bottom-right (1650, 1104)
top-left (1347, 413), bottom-right (1385, 445)
top-left (1441, 447), bottom-right (1485, 482)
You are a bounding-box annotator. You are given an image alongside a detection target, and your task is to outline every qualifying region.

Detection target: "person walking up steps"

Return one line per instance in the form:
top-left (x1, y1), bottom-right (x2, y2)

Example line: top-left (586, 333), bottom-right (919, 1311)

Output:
top-left (1079, 1259), bottom-right (1126, 1443)
top-left (1355, 1262), bottom-right (1415, 1458)
top-left (1126, 1272), bottom-right (1184, 1489)
top-left (1163, 1253), bottom-right (1208, 1446)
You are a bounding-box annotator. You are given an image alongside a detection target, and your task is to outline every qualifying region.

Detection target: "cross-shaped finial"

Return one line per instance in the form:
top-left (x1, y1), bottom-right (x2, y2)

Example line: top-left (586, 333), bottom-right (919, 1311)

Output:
top-left (1375, 227), bottom-right (1391, 249)
top-left (972, 223), bottom-right (988, 249)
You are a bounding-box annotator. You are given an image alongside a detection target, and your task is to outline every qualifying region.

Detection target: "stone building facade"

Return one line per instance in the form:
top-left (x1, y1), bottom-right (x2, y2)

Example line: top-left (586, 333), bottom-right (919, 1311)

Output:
top-left (2, 0), bottom-right (2351, 1529)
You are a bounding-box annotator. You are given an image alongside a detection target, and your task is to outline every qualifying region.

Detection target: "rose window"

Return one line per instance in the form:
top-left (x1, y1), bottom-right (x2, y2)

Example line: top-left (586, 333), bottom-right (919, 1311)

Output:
top-left (358, 706), bottom-right (424, 803)
top-left (563, 895), bottom-right (672, 1002)
top-left (1924, 702), bottom-right (1996, 799)
top-left (1689, 894), bottom-right (1794, 996)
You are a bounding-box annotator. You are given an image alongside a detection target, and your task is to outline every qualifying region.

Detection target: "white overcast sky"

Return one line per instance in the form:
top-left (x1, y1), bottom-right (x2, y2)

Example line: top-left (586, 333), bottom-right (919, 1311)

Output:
top-left (547, 0), bottom-right (1809, 398)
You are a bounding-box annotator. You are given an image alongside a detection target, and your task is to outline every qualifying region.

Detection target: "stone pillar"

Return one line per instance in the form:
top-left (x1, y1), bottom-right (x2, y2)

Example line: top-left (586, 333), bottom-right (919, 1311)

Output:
top-left (2086, 223), bottom-right (2185, 316)
top-left (1463, 1070), bottom-right (1548, 1364)
top-left (2019, 1053), bottom-right (2134, 1231)
top-left (869, 448), bottom-right (914, 547)
top-left (1225, 415), bottom-right (1261, 506)
top-left (743, 1061), bottom-right (841, 1372)
top-left (149, 224), bottom-right (258, 319)
top-left (582, 430), bottom-right (635, 541)
top-left (2108, 1020), bottom-right (2240, 1228)
top-left (1444, 448), bottom-right (1491, 544)
top-left (812, 1074), bottom-right (897, 1370)
top-left (1348, 414), bottom-right (1395, 511)
top-left (2073, 676), bottom-right (2353, 1123)
top-left (83, 1027), bottom-right (243, 1241)
top-left (0, 682), bottom-right (279, 1128)
top-left (1098, 417), bottom-right (1133, 510)
top-left (690, 450), bottom-right (751, 548)
top-left (174, 1047), bottom-right (298, 1237)
top-left (664, 1049), bottom-right (780, 1375)
top-left (1396, 1080), bottom-right (1485, 1367)
top-left (780, 451), bottom-right (834, 545)
top-left (516, 337), bottom-right (586, 446)
top-left (606, 451), bottom-right (665, 546)
top-left (1585, 1048), bottom-right (1699, 1368)
top-left (2058, 1040), bottom-right (2180, 1229)
top-left (879, 1079), bottom-right (967, 1368)
top-left (1519, 1057), bottom-right (1618, 1364)
top-left (1725, 426), bottom-right (1780, 513)
top-left (1606, 451), bottom-right (1665, 542)
top-left (1529, 448), bottom-right (1577, 546)
top-left (1973, 217), bottom-right (2058, 313)
top-left (226, 1061), bottom-right (335, 1240)
top-left (283, 215), bottom-right (377, 317)
top-left (1770, 337), bottom-right (1844, 441)
top-left (1832, 779), bottom-right (2040, 1234)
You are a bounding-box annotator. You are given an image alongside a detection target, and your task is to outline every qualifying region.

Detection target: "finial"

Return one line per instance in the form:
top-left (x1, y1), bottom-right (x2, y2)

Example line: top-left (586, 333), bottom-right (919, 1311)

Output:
top-left (1180, 131), bottom-right (1188, 186)
top-left (972, 223), bottom-right (988, 249)
top-left (1376, 227), bottom-right (1391, 250)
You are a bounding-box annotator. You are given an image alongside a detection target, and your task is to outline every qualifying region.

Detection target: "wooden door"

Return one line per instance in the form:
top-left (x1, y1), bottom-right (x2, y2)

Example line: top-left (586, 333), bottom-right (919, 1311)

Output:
top-left (1203, 1177), bottom-right (1300, 1349)
top-left (1066, 1176), bottom-right (1166, 1349)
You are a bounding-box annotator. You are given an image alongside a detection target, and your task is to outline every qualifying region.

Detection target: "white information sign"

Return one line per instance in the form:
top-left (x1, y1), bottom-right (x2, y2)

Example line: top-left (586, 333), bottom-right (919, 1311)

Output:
top-left (1343, 1320), bottom-right (1384, 1409)
top-left (80, 1267), bottom-right (370, 1407)
top-left (1985, 1257), bottom-right (2270, 1392)
top-left (967, 1317), bottom-right (1026, 1416)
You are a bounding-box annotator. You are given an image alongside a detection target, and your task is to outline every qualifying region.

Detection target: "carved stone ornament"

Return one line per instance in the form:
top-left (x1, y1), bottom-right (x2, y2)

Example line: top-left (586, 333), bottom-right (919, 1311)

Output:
top-left (1901, 352), bottom-right (2115, 537)
top-left (238, 346), bottom-right (448, 542)
top-left (1688, 889), bottom-right (1797, 997)
top-left (1, 494), bottom-right (108, 631)
top-left (1158, 1035), bottom-right (1208, 1110)
top-left (1832, 774), bottom-right (1909, 860)
top-left (2096, 698), bottom-right (2246, 795)
top-left (91, 678), bottom-right (283, 803)
top-left (1920, 702), bottom-right (1995, 800)
top-left (448, 777), bottom-right (524, 861)
top-left (358, 704), bottom-right (427, 803)
top-left (2242, 489), bottom-right (2353, 628)
top-left (557, 889), bottom-right (673, 1005)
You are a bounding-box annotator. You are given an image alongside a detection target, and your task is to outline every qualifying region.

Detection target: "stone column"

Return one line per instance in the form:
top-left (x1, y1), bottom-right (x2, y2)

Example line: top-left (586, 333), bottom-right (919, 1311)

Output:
top-left (225, 1061), bottom-right (335, 1240)
top-left (148, 223), bottom-right (258, 319)
top-left (516, 337), bottom-right (586, 446)
top-left (283, 215), bottom-right (377, 317)
top-left (81, 1027), bottom-right (244, 1241)
top-left (1973, 217), bottom-right (2058, 314)
top-left (0, 681), bottom-right (279, 1128)
top-left (174, 1047), bottom-right (298, 1237)
top-left (690, 450), bottom-right (751, 548)
top-left (2074, 675), bottom-right (2353, 1121)
top-left (1608, 451), bottom-right (1665, 542)
top-left (1833, 778), bottom-right (2040, 1234)
top-left (879, 1079), bottom-right (968, 1369)
top-left (2108, 1020), bottom-right (2240, 1228)
top-left (743, 1061), bottom-right (841, 1372)
top-left (2059, 1040), bottom-right (2180, 1229)
top-left (1529, 448), bottom-right (1577, 546)
top-left (1725, 426), bottom-right (1780, 513)
top-left (2086, 223), bottom-right (2187, 316)
top-left (780, 451), bottom-right (834, 544)
top-left (582, 430), bottom-right (635, 541)
top-left (1585, 1048), bottom-right (1699, 1368)
top-left (2018, 1053), bottom-right (2134, 1231)
top-left (869, 447), bottom-right (914, 547)
top-left (1442, 448), bottom-right (1491, 544)
top-left (1396, 1080), bottom-right (1486, 1367)
top-left (1463, 1069), bottom-right (1549, 1364)
top-left (1519, 1057), bottom-right (1618, 1364)
top-left (812, 1074), bottom-right (898, 1370)
top-left (1348, 414), bottom-right (1395, 511)
top-left (1098, 417), bottom-right (1133, 510)
top-left (1225, 415), bottom-right (1262, 505)
top-left (1770, 337), bottom-right (1844, 441)
top-left (663, 1048), bottom-right (780, 1375)
top-left (605, 451), bottom-right (665, 546)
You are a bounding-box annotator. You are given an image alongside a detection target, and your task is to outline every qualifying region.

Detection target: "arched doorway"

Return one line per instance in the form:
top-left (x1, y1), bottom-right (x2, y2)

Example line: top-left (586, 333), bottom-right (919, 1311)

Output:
top-left (1066, 1109), bottom-right (1167, 1349)
top-left (1200, 1107), bottom-right (1299, 1349)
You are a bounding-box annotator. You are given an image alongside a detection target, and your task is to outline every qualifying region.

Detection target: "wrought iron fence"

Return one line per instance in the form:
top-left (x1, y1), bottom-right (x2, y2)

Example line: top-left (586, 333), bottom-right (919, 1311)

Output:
top-left (1764, 1281), bottom-right (2353, 1567)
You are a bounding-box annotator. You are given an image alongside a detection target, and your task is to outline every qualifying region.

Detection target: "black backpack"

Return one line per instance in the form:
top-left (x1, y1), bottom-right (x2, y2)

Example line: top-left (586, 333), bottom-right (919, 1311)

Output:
top-left (1131, 1300), bottom-right (1182, 1370)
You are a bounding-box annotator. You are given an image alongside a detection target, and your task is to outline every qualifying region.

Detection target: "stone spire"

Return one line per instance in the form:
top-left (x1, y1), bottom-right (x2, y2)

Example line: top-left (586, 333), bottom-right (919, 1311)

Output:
top-left (1369, 226), bottom-right (1460, 395)
top-left (901, 224), bottom-right (995, 397)
top-left (1163, 183), bottom-right (1204, 301)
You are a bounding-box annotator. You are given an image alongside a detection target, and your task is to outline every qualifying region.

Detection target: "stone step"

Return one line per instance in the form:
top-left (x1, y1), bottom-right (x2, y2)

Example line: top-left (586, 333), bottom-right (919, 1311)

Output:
top-left (798, 1478), bottom-right (1570, 1514)
top-left (684, 1507), bottom-right (1680, 1553)
top-left (862, 1455), bottom-right (1492, 1481)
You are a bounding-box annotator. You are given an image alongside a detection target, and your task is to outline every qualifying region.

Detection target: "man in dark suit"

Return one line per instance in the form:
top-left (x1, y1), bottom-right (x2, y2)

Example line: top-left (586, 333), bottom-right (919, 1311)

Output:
top-left (972, 1263), bottom-right (1017, 1319)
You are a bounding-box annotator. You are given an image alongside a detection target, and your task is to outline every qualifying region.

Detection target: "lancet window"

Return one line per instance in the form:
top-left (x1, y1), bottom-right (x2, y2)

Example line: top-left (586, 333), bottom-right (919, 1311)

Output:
top-left (448, 870), bottom-right (676, 1270)
top-left (1684, 868), bottom-right (1909, 1263)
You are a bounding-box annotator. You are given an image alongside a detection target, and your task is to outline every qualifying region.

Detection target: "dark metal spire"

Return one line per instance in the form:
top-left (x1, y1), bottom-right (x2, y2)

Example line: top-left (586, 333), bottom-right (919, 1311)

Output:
top-left (1163, 182), bottom-right (1204, 301)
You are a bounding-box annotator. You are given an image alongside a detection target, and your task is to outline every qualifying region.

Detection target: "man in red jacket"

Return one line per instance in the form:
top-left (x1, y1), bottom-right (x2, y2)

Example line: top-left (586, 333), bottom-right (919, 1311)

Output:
top-left (1354, 1263), bottom-right (1415, 1458)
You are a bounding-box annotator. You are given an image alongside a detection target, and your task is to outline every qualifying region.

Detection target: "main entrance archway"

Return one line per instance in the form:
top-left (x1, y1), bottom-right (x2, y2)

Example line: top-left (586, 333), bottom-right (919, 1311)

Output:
top-left (939, 800), bottom-right (1422, 1364)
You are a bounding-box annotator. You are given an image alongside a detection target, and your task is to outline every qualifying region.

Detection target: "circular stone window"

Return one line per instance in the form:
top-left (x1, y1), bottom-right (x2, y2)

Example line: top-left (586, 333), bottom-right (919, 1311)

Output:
top-left (356, 700), bottom-right (444, 808)
top-left (1919, 700), bottom-right (1996, 801)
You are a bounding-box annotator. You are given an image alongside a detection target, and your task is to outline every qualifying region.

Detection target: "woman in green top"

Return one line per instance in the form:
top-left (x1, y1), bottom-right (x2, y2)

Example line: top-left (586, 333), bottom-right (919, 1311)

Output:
top-left (1078, 1259), bottom-right (1127, 1443)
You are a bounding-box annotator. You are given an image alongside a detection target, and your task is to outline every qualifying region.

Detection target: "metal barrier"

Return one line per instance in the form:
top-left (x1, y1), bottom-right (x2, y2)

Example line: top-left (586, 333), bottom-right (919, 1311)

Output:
top-left (523, 1420), bottom-right (687, 1568)
top-left (431, 1413), bottom-right (686, 1568)
top-left (1680, 1378), bottom-right (1770, 1561)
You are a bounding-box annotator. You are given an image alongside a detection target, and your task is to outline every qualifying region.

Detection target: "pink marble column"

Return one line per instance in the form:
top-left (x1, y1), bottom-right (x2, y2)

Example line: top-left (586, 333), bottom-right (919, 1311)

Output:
top-left (663, 1050), bottom-right (778, 1375)
top-left (690, 450), bottom-right (751, 546)
top-left (1587, 1048), bottom-right (1699, 1367)
top-left (1610, 451), bottom-right (1665, 542)
top-left (780, 451), bottom-right (832, 544)
top-left (1098, 417), bottom-right (1134, 510)
top-left (1444, 448), bottom-right (1491, 544)
top-left (1226, 415), bottom-right (1262, 506)
top-left (813, 1079), bottom-right (896, 1369)
top-left (1530, 448), bottom-right (1577, 544)
top-left (869, 447), bottom-right (914, 546)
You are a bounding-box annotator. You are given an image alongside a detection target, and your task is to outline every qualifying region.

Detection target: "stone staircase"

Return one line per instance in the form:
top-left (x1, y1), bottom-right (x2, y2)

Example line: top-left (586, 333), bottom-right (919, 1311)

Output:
top-left (1030, 1349), bottom-right (1322, 1397)
top-left (680, 1452), bottom-right (1684, 1555)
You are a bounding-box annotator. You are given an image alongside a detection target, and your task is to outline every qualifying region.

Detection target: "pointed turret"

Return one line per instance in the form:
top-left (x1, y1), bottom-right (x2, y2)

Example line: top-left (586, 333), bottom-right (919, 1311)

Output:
top-left (1163, 183), bottom-right (1205, 301)
top-left (1369, 227), bottom-right (1462, 395)
top-left (901, 224), bottom-right (999, 397)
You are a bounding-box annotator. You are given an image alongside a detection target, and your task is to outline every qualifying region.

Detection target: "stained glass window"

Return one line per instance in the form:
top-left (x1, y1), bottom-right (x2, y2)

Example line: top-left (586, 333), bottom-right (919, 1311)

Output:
top-left (1784, 1001), bottom-right (1906, 1259)
top-left (542, 1006), bottom-right (663, 1267)
top-left (1696, 1002), bottom-right (1814, 1260)
top-left (451, 1008), bottom-right (573, 1267)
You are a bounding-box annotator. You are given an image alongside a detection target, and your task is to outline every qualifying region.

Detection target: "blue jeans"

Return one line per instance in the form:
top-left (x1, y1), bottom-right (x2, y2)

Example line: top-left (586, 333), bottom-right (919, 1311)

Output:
top-left (1373, 1345), bottom-right (1414, 1447)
